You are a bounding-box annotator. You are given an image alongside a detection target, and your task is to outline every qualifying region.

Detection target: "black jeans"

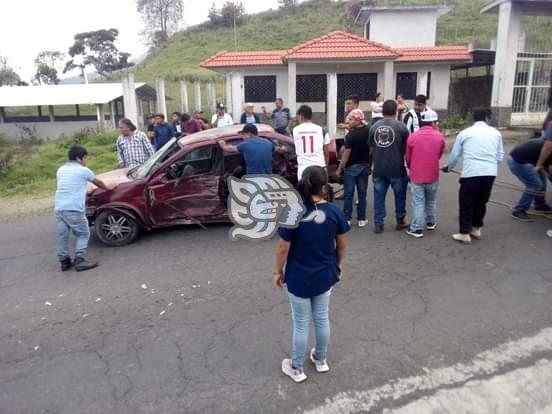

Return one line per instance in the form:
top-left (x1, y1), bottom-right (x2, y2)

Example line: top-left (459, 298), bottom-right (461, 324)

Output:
top-left (458, 176), bottom-right (495, 234)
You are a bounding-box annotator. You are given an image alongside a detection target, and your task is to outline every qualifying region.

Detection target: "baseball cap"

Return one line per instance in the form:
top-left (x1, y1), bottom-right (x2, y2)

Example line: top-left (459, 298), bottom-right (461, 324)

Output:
top-left (421, 109), bottom-right (438, 123)
top-left (216, 103), bottom-right (226, 109)
top-left (194, 107), bottom-right (204, 114)
top-left (239, 124), bottom-right (258, 135)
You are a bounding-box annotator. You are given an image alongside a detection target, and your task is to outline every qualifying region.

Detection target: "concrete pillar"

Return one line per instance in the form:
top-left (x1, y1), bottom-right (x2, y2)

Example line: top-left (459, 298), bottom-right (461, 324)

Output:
top-left (96, 104), bottom-right (105, 130)
top-left (383, 61), bottom-right (395, 100)
top-left (48, 105), bottom-right (55, 123)
top-left (206, 82), bottom-right (216, 113)
top-left (226, 73), bottom-right (233, 114)
top-left (288, 62), bottom-right (297, 115)
top-left (110, 101), bottom-right (117, 129)
top-left (417, 71), bottom-right (429, 96)
top-left (326, 72), bottom-right (338, 137)
top-left (230, 73), bottom-right (243, 123)
top-left (122, 72), bottom-right (138, 125)
top-left (194, 81), bottom-right (202, 111)
top-left (180, 80), bottom-right (189, 114)
top-left (137, 98), bottom-right (144, 128)
top-left (155, 78), bottom-right (167, 118)
top-left (491, 1), bottom-right (522, 127)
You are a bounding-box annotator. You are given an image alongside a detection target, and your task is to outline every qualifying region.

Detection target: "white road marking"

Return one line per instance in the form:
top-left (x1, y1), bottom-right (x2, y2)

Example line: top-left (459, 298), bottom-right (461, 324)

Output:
top-left (304, 327), bottom-right (552, 414)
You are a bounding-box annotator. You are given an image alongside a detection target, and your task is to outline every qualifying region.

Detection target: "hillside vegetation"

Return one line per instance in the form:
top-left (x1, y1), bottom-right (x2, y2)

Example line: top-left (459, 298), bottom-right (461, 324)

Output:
top-left (132, 0), bottom-right (552, 114)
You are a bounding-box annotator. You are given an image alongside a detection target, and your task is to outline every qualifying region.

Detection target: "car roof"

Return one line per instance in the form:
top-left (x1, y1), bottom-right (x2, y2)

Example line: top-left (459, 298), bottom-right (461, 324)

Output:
top-left (178, 124), bottom-right (277, 146)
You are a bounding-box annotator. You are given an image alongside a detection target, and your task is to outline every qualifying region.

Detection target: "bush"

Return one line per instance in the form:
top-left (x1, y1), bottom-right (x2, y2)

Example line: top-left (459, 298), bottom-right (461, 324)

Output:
top-left (440, 113), bottom-right (469, 132)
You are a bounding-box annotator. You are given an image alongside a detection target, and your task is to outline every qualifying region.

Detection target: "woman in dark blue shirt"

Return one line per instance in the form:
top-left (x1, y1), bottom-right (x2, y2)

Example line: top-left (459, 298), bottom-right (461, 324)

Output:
top-left (274, 166), bottom-right (349, 382)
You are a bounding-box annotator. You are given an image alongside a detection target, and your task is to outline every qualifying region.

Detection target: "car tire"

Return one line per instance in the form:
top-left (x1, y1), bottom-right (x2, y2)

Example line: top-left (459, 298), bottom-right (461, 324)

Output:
top-left (94, 210), bottom-right (140, 247)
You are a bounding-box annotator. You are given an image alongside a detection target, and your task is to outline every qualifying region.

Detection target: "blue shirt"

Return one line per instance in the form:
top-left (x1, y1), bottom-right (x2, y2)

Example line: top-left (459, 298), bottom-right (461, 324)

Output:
top-left (154, 123), bottom-right (177, 150)
top-left (448, 121), bottom-right (504, 178)
top-left (54, 162), bottom-right (95, 212)
top-left (278, 203), bottom-right (350, 298)
top-left (236, 137), bottom-right (275, 175)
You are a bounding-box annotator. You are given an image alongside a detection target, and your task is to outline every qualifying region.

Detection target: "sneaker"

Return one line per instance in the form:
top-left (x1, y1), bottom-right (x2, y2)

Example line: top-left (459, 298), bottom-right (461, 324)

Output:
top-left (512, 211), bottom-right (533, 222)
top-left (74, 257), bottom-right (99, 272)
top-left (547, 229), bottom-right (552, 239)
top-left (426, 223), bottom-right (437, 230)
top-left (347, 220), bottom-right (352, 227)
top-left (374, 224), bottom-right (384, 234)
top-left (452, 233), bottom-right (471, 244)
top-left (395, 219), bottom-right (409, 231)
top-left (534, 204), bottom-right (552, 213)
top-left (310, 348), bottom-right (330, 373)
top-left (470, 227), bottom-right (482, 240)
top-left (406, 229), bottom-right (424, 238)
top-left (281, 358), bottom-right (307, 383)
top-left (358, 220), bottom-right (368, 228)
top-left (60, 257), bottom-right (73, 272)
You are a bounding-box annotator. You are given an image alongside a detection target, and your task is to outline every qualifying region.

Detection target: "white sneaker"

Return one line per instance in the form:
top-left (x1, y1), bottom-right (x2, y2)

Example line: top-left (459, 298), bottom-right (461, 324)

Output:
top-left (310, 348), bottom-right (330, 373)
top-left (281, 358), bottom-right (307, 383)
top-left (546, 230), bottom-right (552, 239)
top-left (358, 220), bottom-right (368, 228)
top-left (452, 233), bottom-right (471, 244)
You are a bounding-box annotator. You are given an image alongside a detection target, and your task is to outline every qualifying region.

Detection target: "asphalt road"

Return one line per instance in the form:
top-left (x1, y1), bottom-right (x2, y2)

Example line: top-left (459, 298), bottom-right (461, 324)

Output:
top-left (1, 158), bottom-right (552, 414)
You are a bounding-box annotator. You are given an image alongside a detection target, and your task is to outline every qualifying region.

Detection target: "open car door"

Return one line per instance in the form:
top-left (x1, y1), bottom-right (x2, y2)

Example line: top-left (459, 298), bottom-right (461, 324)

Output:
top-left (147, 143), bottom-right (225, 226)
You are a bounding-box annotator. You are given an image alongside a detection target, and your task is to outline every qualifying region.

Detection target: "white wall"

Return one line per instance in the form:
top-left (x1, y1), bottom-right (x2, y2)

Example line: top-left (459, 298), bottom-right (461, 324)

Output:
top-left (367, 11), bottom-right (438, 47)
top-left (0, 121), bottom-right (100, 142)
top-left (394, 63), bottom-right (452, 110)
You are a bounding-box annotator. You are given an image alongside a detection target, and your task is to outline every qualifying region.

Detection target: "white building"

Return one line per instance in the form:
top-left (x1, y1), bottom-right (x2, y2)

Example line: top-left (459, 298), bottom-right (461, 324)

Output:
top-left (201, 6), bottom-right (471, 136)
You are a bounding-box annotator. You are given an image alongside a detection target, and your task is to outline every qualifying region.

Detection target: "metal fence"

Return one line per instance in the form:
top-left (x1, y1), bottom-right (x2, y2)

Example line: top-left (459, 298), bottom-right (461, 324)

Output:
top-left (512, 53), bottom-right (552, 115)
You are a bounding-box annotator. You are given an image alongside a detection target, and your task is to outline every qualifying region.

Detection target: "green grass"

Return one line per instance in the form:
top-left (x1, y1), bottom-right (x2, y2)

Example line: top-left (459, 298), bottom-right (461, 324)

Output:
top-left (0, 130), bottom-right (119, 198)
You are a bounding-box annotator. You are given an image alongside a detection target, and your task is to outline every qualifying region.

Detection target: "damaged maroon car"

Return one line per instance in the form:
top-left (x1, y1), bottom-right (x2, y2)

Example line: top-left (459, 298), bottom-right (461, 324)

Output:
top-left (86, 124), bottom-right (340, 246)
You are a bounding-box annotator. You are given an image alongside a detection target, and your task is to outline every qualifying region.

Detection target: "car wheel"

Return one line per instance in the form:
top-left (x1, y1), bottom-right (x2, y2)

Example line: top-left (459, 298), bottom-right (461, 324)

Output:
top-left (94, 211), bottom-right (139, 247)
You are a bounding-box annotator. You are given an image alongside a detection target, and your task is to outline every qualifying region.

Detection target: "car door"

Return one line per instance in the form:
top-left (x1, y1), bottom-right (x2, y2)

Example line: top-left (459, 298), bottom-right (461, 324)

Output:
top-left (147, 143), bottom-right (225, 226)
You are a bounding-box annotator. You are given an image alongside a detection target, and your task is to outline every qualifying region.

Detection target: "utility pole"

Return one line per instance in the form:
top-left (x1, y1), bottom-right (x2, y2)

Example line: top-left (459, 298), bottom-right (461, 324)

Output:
top-left (233, 8), bottom-right (238, 50)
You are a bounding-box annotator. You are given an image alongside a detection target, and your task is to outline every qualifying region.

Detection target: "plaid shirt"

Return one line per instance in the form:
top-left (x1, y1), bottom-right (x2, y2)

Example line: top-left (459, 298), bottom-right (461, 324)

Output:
top-left (117, 131), bottom-right (155, 168)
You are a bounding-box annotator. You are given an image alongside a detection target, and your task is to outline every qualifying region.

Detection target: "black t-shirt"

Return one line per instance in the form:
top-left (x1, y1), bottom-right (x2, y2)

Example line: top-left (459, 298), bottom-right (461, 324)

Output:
top-left (368, 119), bottom-right (409, 178)
top-left (344, 126), bottom-right (370, 167)
top-left (510, 138), bottom-right (545, 165)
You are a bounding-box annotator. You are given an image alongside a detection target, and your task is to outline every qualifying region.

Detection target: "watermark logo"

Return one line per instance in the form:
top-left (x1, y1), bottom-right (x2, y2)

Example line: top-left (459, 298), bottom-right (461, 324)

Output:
top-left (227, 175), bottom-right (306, 241)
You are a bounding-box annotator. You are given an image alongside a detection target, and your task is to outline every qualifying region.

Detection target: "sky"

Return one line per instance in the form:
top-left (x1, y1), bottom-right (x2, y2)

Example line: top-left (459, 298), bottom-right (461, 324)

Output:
top-left (0, 0), bottom-right (286, 82)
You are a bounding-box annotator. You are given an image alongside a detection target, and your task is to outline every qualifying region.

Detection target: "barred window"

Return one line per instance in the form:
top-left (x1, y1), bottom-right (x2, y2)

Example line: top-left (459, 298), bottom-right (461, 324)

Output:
top-left (297, 75), bottom-right (327, 102)
top-left (396, 72), bottom-right (418, 100)
top-left (244, 76), bottom-right (276, 102)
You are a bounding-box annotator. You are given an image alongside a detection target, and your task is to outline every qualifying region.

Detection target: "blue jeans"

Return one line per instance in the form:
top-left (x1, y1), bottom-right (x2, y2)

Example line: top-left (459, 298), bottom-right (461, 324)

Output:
top-left (55, 211), bottom-right (90, 260)
top-left (409, 182), bottom-right (439, 231)
top-left (373, 176), bottom-right (408, 226)
top-left (507, 156), bottom-right (547, 213)
top-left (343, 163), bottom-right (369, 221)
top-left (287, 289), bottom-right (332, 369)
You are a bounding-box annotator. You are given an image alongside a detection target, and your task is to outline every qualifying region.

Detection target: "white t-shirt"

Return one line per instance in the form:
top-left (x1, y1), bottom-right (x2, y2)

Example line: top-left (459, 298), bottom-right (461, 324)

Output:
top-left (211, 113), bottom-right (234, 128)
top-left (371, 101), bottom-right (384, 120)
top-left (292, 122), bottom-right (330, 179)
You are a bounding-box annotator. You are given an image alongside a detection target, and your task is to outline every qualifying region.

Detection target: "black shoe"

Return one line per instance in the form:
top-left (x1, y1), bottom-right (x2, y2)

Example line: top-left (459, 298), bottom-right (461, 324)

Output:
top-left (395, 219), bottom-right (409, 231)
top-left (406, 229), bottom-right (424, 238)
top-left (512, 211), bottom-right (533, 222)
top-left (534, 204), bottom-right (552, 213)
top-left (74, 257), bottom-right (99, 272)
top-left (60, 257), bottom-right (73, 272)
top-left (374, 224), bottom-right (384, 234)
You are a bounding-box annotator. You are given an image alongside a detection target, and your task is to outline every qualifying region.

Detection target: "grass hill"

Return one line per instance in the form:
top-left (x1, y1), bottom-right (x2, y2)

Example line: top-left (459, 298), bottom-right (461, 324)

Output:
top-left (132, 0), bottom-right (552, 113)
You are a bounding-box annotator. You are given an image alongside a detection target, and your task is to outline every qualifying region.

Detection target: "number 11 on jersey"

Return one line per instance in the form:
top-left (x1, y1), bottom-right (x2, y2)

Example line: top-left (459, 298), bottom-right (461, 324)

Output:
top-left (300, 135), bottom-right (314, 154)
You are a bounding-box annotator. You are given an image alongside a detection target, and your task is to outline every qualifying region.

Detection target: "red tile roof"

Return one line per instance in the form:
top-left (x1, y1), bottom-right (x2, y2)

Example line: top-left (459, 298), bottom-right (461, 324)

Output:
top-left (286, 31), bottom-right (399, 60)
top-left (200, 32), bottom-right (471, 68)
top-left (201, 50), bottom-right (286, 68)
top-left (396, 46), bottom-right (472, 62)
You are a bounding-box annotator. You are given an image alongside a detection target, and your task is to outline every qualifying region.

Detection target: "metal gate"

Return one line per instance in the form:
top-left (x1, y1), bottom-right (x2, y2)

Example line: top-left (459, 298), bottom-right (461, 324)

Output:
top-left (337, 73), bottom-right (378, 123)
top-left (512, 53), bottom-right (552, 125)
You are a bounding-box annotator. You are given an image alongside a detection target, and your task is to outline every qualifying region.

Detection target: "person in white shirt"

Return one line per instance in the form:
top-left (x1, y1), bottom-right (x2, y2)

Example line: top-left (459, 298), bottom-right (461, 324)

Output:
top-left (442, 108), bottom-right (504, 244)
top-left (211, 103), bottom-right (234, 128)
top-left (292, 105), bottom-right (330, 180)
top-left (370, 92), bottom-right (384, 122)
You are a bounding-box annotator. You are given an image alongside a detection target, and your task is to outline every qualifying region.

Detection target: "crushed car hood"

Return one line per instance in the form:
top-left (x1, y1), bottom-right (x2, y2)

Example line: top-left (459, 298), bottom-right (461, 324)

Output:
top-left (87, 168), bottom-right (132, 193)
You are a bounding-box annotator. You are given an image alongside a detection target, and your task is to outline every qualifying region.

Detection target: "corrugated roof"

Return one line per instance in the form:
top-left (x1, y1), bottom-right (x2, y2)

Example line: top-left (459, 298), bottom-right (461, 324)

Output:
top-left (201, 50), bottom-right (286, 68)
top-left (286, 31), bottom-right (399, 60)
top-left (396, 46), bottom-right (472, 62)
top-left (0, 83), bottom-right (150, 108)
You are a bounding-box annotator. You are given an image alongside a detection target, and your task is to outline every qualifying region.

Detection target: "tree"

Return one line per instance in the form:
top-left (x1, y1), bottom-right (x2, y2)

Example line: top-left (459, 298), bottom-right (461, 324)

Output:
top-left (220, 2), bottom-right (245, 28)
top-left (136, 0), bottom-right (183, 47)
top-left (0, 57), bottom-right (21, 86)
top-left (63, 29), bottom-right (133, 81)
top-left (278, 0), bottom-right (298, 9)
top-left (34, 50), bottom-right (65, 85)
